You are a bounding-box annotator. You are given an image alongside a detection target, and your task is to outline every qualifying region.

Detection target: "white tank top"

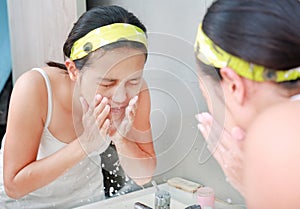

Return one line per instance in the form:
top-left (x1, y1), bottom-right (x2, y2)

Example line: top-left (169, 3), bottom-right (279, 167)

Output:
top-left (0, 68), bottom-right (105, 209)
top-left (290, 93), bottom-right (300, 101)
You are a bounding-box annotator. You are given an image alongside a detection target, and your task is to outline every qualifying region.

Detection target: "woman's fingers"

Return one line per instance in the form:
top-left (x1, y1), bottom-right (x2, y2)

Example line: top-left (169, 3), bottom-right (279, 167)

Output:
top-left (196, 112), bottom-right (224, 150)
top-left (125, 95), bottom-right (138, 124)
top-left (85, 94), bottom-right (102, 117)
top-left (118, 110), bottom-right (131, 138)
top-left (96, 104), bottom-right (110, 128)
top-left (129, 95), bottom-right (139, 106)
top-left (79, 96), bottom-right (89, 114)
top-left (231, 126), bottom-right (246, 142)
top-left (100, 118), bottom-right (110, 139)
top-left (113, 96), bottom-right (139, 141)
top-left (86, 96), bottom-right (110, 129)
top-left (79, 94), bottom-right (112, 154)
top-left (196, 112), bottom-right (245, 194)
top-left (94, 96), bottom-right (108, 116)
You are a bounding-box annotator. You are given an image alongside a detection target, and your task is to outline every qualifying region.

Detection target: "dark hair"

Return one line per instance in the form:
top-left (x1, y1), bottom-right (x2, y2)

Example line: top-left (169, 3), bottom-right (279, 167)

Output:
top-left (47, 5), bottom-right (147, 70)
top-left (198, 0), bottom-right (300, 90)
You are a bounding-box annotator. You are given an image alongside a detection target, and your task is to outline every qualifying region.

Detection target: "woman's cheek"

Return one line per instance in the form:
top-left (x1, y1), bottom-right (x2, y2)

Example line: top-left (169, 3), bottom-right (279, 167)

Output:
top-left (96, 87), bottom-right (113, 99)
top-left (127, 83), bottom-right (142, 97)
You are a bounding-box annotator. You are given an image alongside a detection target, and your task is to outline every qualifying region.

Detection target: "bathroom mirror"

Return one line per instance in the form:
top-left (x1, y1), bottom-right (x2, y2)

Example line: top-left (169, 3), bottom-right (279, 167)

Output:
top-left (85, 0), bottom-right (244, 205)
top-left (5, 0), bottom-right (245, 207)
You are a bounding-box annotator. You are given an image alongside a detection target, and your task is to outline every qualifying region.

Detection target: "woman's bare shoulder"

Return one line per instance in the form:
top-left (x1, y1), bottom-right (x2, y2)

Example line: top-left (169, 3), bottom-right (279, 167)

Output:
top-left (248, 100), bottom-right (300, 137)
top-left (9, 68), bottom-right (54, 120)
top-left (14, 69), bottom-right (48, 96)
top-left (244, 101), bottom-right (300, 209)
top-left (13, 67), bottom-right (63, 96)
top-left (245, 100), bottom-right (300, 165)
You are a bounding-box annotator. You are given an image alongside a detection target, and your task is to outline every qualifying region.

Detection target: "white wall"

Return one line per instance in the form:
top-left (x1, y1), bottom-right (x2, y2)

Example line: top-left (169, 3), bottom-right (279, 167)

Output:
top-left (7, 0), bottom-right (85, 82)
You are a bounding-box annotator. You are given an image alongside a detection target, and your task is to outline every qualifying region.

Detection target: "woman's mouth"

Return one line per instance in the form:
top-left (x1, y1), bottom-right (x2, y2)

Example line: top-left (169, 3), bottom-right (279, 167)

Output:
top-left (110, 106), bottom-right (126, 115)
top-left (109, 106), bottom-right (126, 123)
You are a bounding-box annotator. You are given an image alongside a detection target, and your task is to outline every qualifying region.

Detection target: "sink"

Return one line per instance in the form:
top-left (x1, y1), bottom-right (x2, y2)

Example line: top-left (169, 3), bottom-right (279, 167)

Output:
top-left (75, 183), bottom-right (246, 209)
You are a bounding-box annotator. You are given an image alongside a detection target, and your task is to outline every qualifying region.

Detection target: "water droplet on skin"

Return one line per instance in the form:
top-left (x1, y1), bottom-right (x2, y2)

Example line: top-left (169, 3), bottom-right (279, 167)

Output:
top-left (102, 163), bottom-right (105, 168)
top-left (107, 154), bottom-right (112, 157)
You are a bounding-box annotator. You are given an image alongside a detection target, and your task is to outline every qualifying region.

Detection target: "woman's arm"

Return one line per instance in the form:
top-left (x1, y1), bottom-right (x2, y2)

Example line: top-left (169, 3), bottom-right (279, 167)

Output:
top-left (244, 101), bottom-right (300, 209)
top-left (3, 71), bottom-right (86, 199)
top-left (113, 80), bottom-right (156, 185)
top-left (3, 71), bottom-right (110, 199)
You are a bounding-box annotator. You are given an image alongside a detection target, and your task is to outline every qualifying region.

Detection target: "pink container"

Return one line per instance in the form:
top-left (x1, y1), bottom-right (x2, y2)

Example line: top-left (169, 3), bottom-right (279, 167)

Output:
top-left (196, 187), bottom-right (215, 209)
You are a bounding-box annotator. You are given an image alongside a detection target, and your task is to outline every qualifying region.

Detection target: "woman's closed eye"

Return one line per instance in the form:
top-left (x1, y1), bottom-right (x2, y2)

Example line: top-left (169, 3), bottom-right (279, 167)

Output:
top-left (99, 82), bottom-right (115, 88)
top-left (128, 79), bottom-right (141, 85)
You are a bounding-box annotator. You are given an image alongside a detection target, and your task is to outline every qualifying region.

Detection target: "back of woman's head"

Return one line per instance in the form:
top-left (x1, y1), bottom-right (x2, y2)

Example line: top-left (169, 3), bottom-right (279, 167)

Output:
top-left (202, 0), bottom-right (300, 70)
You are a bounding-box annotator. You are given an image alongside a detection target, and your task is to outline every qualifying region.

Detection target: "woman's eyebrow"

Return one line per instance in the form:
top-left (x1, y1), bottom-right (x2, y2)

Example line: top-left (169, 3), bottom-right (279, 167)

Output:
top-left (130, 77), bottom-right (141, 80)
top-left (97, 77), bottom-right (117, 82)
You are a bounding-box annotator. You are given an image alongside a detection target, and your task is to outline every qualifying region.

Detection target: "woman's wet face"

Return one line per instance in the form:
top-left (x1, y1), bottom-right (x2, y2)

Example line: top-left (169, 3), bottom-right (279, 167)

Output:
top-left (79, 47), bottom-right (146, 130)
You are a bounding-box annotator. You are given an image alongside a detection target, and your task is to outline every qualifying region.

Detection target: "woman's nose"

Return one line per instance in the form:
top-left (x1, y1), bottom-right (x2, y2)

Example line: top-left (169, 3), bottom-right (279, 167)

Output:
top-left (112, 86), bottom-right (127, 104)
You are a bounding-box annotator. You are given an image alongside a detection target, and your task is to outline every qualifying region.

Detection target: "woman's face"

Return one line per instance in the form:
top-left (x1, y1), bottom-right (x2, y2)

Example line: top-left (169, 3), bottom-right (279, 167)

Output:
top-left (197, 66), bottom-right (288, 131)
top-left (78, 47), bottom-right (146, 130)
top-left (196, 66), bottom-right (227, 127)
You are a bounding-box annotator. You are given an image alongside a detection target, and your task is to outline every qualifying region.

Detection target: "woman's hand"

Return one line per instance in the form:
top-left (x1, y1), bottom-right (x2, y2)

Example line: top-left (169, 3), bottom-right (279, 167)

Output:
top-left (196, 112), bottom-right (246, 195)
top-left (111, 95), bottom-right (139, 143)
top-left (79, 94), bottom-right (112, 155)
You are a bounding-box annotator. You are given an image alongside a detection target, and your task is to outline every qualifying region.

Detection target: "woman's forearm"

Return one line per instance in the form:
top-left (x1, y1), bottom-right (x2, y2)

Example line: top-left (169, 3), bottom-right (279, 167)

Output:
top-left (4, 139), bottom-right (86, 199)
top-left (114, 138), bottom-right (156, 185)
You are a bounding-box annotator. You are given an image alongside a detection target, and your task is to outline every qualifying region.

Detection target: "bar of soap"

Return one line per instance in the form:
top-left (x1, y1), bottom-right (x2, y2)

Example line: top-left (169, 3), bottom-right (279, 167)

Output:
top-left (167, 177), bottom-right (202, 193)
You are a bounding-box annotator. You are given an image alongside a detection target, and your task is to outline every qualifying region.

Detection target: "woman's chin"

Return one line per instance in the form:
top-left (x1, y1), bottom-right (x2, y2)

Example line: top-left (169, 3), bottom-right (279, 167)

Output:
top-left (108, 126), bottom-right (117, 136)
top-left (108, 122), bottom-right (120, 137)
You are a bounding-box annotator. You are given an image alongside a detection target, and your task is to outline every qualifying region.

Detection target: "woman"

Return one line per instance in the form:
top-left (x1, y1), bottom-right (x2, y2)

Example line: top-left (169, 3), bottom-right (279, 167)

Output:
top-left (0, 5), bottom-right (156, 208)
top-left (194, 0), bottom-right (300, 208)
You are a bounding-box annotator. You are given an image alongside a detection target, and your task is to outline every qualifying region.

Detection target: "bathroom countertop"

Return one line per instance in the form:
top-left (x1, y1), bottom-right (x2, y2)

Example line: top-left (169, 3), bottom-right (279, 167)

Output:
top-left (75, 183), bottom-right (246, 209)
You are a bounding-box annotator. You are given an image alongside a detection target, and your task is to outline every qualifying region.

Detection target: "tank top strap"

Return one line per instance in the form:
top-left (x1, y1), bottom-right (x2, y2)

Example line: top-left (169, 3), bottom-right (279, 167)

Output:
top-left (290, 94), bottom-right (300, 101)
top-left (32, 68), bottom-right (53, 128)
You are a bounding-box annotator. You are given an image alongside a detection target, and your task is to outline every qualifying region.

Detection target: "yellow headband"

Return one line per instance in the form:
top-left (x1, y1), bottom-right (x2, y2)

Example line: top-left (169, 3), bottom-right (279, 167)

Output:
top-left (70, 23), bottom-right (148, 60)
top-left (194, 24), bottom-right (300, 82)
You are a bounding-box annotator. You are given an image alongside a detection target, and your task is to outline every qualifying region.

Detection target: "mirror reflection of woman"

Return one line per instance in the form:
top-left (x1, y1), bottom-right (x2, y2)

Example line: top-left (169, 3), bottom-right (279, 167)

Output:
top-left (194, 0), bottom-right (300, 208)
top-left (0, 5), bottom-right (156, 208)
